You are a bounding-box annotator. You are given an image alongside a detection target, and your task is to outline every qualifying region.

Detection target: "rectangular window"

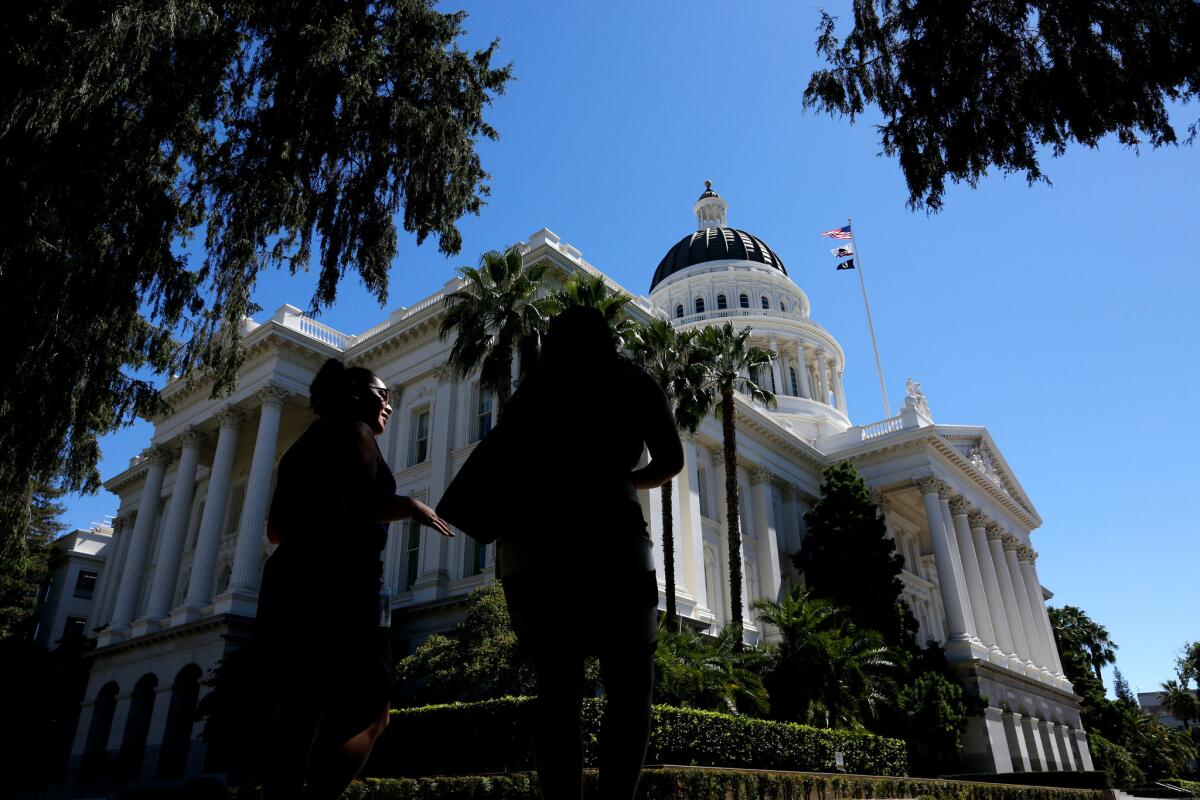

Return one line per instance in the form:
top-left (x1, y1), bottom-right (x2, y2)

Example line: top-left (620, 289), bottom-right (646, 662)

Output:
top-left (403, 519), bottom-right (421, 591)
top-left (73, 570), bottom-right (98, 599)
top-left (463, 538), bottom-right (487, 578)
top-left (408, 408), bottom-right (430, 466)
top-left (62, 617), bottom-right (87, 641)
top-left (474, 384), bottom-right (494, 442)
top-left (697, 465), bottom-right (711, 519)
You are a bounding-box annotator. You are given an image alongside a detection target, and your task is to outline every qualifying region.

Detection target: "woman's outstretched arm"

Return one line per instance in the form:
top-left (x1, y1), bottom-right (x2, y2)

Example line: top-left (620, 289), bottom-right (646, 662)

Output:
top-left (629, 381), bottom-right (684, 490)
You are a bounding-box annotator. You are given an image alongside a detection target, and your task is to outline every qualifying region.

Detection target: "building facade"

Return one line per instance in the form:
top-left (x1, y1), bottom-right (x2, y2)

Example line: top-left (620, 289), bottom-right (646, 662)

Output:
top-left (35, 524), bottom-right (112, 650)
top-left (68, 186), bottom-right (1091, 786)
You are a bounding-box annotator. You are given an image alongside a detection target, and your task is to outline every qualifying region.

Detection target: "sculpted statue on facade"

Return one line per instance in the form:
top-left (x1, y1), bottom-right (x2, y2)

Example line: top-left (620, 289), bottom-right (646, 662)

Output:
top-left (903, 377), bottom-right (932, 419)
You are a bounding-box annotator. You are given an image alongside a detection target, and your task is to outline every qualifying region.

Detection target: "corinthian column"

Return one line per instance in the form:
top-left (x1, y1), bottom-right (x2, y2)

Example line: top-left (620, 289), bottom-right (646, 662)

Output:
top-left (108, 447), bottom-right (174, 635)
top-left (750, 468), bottom-right (782, 608)
top-left (145, 428), bottom-right (205, 624)
top-left (796, 350), bottom-right (813, 399)
top-left (987, 525), bottom-right (1031, 671)
top-left (221, 386), bottom-right (289, 608)
top-left (1019, 548), bottom-right (1058, 680)
top-left (1003, 536), bottom-right (1043, 671)
top-left (768, 338), bottom-right (785, 397)
top-left (179, 407), bottom-right (244, 621)
top-left (831, 360), bottom-right (847, 414)
top-left (949, 498), bottom-right (1000, 660)
top-left (937, 484), bottom-right (977, 641)
top-left (816, 351), bottom-right (830, 405)
top-left (88, 515), bottom-right (127, 633)
top-left (916, 478), bottom-right (971, 652)
top-left (970, 511), bottom-right (1017, 663)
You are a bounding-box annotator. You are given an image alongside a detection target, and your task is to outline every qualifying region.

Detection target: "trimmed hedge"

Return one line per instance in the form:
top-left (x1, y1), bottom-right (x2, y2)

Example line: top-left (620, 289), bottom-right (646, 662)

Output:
top-left (341, 767), bottom-right (1104, 800)
top-left (1164, 780), bottom-right (1200, 797)
top-left (940, 772), bottom-right (1110, 790)
top-left (366, 697), bottom-right (906, 777)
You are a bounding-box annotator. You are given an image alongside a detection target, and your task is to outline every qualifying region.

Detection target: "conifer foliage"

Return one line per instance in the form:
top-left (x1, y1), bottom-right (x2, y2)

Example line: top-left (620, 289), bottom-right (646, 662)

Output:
top-left (0, 1), bottom-right (512, 573)
top-left (793, 461), bottom-right (907, 645)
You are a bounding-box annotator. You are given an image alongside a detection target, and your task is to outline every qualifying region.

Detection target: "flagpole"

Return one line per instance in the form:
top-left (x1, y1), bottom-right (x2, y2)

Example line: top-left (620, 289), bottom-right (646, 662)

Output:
top-left (848, 217), bottom-right (891, 418)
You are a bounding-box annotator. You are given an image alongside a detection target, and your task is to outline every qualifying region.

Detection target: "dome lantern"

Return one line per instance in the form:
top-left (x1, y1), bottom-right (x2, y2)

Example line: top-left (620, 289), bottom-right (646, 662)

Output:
top-left (693, 180), bottom-right (727, 229)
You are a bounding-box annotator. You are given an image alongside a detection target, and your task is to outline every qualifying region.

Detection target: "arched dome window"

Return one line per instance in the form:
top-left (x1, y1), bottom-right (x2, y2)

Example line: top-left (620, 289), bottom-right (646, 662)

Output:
top-left (695, 297), bottom-right (705, 314)
top-left (761, 295), bottom-right (770, 310)
top-left (675, 304), bottom-right (684, 319)
top-left (739, 293), bottom-right (749, 309)
top-left (716, 294), bottom-right (728, 310)
top-left (780, 301), bottom-right (787, 312)
top-left (789, 367), bottom-right (799, 396)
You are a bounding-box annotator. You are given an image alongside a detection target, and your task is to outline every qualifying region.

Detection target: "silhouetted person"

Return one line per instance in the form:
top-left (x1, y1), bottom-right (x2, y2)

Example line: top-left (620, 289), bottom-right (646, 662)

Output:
top-left (498, 306), bottom-right (684, 800)
top-left (258, 359), bottom-right (452, 799)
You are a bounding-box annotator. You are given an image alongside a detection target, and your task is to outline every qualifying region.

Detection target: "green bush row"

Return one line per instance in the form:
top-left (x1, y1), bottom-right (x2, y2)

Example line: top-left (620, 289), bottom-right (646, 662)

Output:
top-left (341, 767), bottom-right (1104, 800)
top-left (365, 697), bottom-right (907, 777)
top-left (1164, 779), bottom-right (1200, 797)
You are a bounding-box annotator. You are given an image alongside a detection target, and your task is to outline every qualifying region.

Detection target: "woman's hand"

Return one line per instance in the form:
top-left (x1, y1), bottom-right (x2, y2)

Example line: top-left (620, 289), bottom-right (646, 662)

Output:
top-left (409, 496), bottom-right (455, 538)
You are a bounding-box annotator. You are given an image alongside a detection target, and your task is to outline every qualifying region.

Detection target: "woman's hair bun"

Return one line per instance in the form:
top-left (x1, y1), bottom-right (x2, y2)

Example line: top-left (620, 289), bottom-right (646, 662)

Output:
top-left (310, 358), bottom-right (348, 417)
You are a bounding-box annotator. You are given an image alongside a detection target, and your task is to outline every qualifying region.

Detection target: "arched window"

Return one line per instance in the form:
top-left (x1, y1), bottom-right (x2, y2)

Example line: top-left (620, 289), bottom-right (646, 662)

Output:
top-left (157, 665), bottom-right (202, 779)
top-left (695, 297), bottom-right (705, 314)
top-left (716, 293), bottom-right (727, 310)
top-left (675, 304), bottom-right (683, 319)
top-left (789, 367), bottom-right (799, 397)
top-left (81, 682), bottom-right (120, 783)
top-left (739, 293), bottom-right (749, 309)
top-left (780, 301), bottom-right (787, 312)
top-left (115, 673), bottom-right (159, 783)
top-left (761, 295), bottom-right (770, 310)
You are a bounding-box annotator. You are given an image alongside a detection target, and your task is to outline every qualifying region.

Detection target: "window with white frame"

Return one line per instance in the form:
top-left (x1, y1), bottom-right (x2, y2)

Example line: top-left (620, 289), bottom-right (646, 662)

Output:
top-left (473, 384), bottom-right (494, 442)
top-left (697, 465), bottom-right (711, 520)
top-left (403, 519), bottom-right (421, 591)
top-left (761, 295), bottom-right (770, 310)
top-left (408, 407), bottom-right (430, 466)
top-left (463, 537), bottom-right (486, 578)
top-left (739, 293), bottom-right (749, 309)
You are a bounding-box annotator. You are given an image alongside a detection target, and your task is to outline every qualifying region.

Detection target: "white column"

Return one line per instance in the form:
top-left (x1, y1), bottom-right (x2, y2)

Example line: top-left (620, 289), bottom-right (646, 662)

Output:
top-left (768, 338), bottom-right (784, 397)
top-left (970, 512), bottom-right (1018, 665)
top-left (1022, 715), bottom-right (1047, 771)
top-left (222, 386), bottom-right (289, 607)
top-left (949, 497), bottom-right (999, 658)
top-left (816, 351), bottom-right (831, 405)
top-left (414, 374), bottom-right (457, 599)
top-left (145, 428), bottom-right (205, 623)
top-left (89, 515), bottom-right (129, 634)
top-left (1019, 549), bottom-right (1057, 679)
top-left (1004, 537), bottom-right (1044, 671)
top-left (179, 407), bottom-right (244, 620)
top-left (1004, 711), bottom-right (1032, 772)
top-left (938, 484), bottom-right (978, 644)
top-left (831, 360), bottom-right (847, 414)
top-left (916, 479), bottom-right (972, 652)
top-left (1039, 719), bottom-right (1063, 770)
top-left (796, 350), bottom-right (813, 400)
top-left (750, 468), bottom-right (782, 608)
top-left (108, 447), bottom-right (173, 635)
top-left (988, 526), bottom-right (1032, 670)
top-left (677, 436), bottom-right (705, 610)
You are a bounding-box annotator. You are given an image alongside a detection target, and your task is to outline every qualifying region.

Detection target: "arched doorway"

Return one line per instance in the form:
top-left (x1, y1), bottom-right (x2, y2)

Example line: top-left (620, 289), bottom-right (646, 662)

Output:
top-left (114, 673), bottom-right (158, 783)
top-left (79, 682), bottom-right (119, 784)
top-left (156, 664), bottom-right (202, 779)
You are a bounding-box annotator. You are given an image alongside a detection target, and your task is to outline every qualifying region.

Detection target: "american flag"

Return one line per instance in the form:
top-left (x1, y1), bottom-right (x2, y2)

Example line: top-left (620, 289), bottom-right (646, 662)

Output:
top-left (821, 225), bottom-right (853, 240)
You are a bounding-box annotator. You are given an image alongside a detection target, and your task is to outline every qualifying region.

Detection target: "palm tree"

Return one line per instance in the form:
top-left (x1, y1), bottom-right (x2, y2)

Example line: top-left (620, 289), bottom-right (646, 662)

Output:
top-left (627, 319), bottom-right (712, 627)
top-left (1048, 605), bottom-right (1118, 682)
top-left (693, 322), bottom-right (775, 649)
top-left (653, 621), bottom-right (770, 716)
top-left (545, 271), bottom-right (637, 346)
top-left (1159, 679), bottom-right (1200, 731)
top-left (439, 247), bottom-right (553, 420)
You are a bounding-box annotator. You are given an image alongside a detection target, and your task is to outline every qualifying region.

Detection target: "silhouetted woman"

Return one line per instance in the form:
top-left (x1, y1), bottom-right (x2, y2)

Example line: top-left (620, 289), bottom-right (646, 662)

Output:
top-left (498, 306), bottom-right (684, 800)
top-left (258, 359), bottom-right (453, 799)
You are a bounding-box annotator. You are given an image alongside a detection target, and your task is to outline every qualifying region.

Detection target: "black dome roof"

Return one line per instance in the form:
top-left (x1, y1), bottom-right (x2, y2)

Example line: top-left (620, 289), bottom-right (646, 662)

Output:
top-left (650, 227), bottom-right (787, 292)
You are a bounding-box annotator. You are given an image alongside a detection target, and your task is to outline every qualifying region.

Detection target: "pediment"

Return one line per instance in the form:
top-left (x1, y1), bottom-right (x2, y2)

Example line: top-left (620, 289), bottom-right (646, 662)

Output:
top-left (942, 430), bottom-right (1035, 516)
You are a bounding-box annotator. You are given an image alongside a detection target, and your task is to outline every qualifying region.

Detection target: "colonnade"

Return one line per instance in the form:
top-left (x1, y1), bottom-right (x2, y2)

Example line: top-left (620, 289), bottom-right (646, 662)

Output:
top-left (762, 336), bottom-right (847, 414)
top-left (999, 708), bottom-right (1094, 773)
top-left (92, 386), bottom-right (291, 641)
top-left (914, 478), bottom-right (1067, 686)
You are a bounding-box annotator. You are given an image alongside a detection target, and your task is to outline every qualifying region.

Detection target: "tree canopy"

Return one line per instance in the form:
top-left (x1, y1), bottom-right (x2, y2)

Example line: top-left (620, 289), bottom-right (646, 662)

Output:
top-left (804, 0), bottom-right (1200, 210)
top-left (0, 0), bottom-right (511, 571)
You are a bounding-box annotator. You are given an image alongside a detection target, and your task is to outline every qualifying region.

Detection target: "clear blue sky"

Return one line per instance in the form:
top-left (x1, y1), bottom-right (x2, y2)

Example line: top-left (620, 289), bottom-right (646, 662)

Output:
top-left (61, 1), bottom-right (1199, 698)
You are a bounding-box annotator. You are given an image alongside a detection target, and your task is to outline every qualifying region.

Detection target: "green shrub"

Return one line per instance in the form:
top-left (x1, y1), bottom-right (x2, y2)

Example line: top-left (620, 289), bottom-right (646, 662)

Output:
top-left (1163, 779), bottom-right (1200, 797)
top-left (366, 697), bottom-right (906, 777)
top-left (1087, 733), bottom-right (1145, 790)
top-left (351, 767), bottom-right (1104, 800)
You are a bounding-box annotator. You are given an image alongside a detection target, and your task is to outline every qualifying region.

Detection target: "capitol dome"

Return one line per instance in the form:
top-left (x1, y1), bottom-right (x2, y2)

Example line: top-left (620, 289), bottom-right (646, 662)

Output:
top-left (648, 181), bottom-right (787, 292)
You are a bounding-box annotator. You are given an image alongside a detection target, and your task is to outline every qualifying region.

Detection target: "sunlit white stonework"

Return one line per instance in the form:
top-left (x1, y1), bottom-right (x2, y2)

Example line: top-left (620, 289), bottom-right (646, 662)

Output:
top-left (68, 186), bottom-right (1090, 785)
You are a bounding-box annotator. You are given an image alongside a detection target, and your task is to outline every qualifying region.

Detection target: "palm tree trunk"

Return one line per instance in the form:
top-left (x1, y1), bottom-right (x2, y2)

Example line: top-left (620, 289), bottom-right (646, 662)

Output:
top-left (721, 385), bottom-right (743, 651)
top-left (660, 479), bottom-right (676, 628)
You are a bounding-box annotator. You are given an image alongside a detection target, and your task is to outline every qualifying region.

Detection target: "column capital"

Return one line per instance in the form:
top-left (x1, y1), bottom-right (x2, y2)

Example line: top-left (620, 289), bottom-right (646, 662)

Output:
top-left (214, 405), bottom-right (247, 429)
top-left (948, 496), bottom-right (972, 516)
top-left (749, 466), bottom-right (772, 485)
top-left (255, 384), bottom-right (291, 407)
top-left (432, 363), bottom-right (455, 385)
top-left (916, 476), bottom-right (940, 495)
top-left (1019, 546), bottom-right (1038, 563)
top-left (1001, 535), bottom-right (1022, 552)
top-left (935, 480), bottom-right (955, 500)
top-left (967, 510), bottom-right (989, 529)
top-left (145, 444), bottom-right (174, 466)
top-left (179, 426), bottom-right (207, 448)
top-left (872, 490), bottom-right (892, 512)
top-left (681, 430), bottom-right (698, 443)
top-left (711, 446), bottom-right (725, 466)
top-left (111, 515), bottom-right (128, 533)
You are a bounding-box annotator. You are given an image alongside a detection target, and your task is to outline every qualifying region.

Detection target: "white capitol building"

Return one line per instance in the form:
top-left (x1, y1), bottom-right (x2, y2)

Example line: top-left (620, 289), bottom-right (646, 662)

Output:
top-left (68, 186), bottom-right (1092, 784)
